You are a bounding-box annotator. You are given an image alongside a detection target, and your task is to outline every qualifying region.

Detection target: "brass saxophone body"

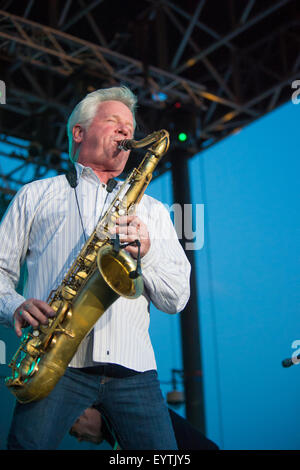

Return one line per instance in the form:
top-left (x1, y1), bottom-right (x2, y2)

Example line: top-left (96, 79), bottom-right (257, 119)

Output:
top-left (5, 129), bottom-right (170, 403)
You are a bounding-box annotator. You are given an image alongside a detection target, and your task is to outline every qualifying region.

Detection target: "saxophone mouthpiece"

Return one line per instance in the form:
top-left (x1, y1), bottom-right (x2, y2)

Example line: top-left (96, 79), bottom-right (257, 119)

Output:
top-left (118, 139), bottom-right (134, 151)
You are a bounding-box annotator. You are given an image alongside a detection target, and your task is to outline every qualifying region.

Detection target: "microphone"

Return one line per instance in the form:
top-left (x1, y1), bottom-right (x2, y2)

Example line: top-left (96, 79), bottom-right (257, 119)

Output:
top-left (282, 355), bottom-right (300, 368)
top-left (66, 165), bottom-right (78, 188)
top-left (106, 178), bottom-right (117, 193)
top-left (118, 140), bottom-right (134, 151)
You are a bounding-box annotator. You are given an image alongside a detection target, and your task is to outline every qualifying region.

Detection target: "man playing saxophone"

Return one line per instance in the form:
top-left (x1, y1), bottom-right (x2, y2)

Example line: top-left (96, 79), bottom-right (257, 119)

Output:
top-left (0, 86), bottom-right (191, 450)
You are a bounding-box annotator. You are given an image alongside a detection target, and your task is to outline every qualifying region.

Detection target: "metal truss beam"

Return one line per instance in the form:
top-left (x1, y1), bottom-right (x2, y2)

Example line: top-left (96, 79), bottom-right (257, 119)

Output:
top-left (0, 0), bottom-right (299, 198)
top-left (0, 9), bottom-right (207, 105)
top-left (174, 0), bottom-right (292, 74)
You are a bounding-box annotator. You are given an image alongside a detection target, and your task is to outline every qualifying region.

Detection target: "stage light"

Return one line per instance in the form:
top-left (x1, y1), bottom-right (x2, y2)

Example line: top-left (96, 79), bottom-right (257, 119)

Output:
top-left (152, 92), bottom-right (167, 102)
top-left (178, 132), bottom-right (188, 142)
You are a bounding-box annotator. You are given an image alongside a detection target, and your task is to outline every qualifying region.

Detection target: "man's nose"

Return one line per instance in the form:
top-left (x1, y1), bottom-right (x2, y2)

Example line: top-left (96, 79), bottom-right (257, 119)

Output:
top-left (117, 126), bottom-right (129, 137)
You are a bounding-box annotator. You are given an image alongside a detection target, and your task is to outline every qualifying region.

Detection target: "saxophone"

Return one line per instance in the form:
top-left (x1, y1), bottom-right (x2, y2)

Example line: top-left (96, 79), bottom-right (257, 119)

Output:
top-left (5, 129), bottom-right (170, 403)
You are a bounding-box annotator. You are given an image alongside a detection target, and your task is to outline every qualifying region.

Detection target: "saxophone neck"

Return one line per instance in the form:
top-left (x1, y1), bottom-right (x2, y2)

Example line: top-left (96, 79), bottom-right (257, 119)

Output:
top-left (149, 130), bottom-right (170, 158)
top-left (118, 129), bottom-right (170, 158)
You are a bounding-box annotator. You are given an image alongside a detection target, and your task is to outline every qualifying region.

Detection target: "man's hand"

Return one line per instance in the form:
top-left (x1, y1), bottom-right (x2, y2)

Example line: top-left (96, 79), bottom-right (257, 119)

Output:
top-left (69, 408), bottom-right (104, 445)
top-left (13, 298), bottom-right (56, 337)
top-left (115, 215), bottom-right (150, 258)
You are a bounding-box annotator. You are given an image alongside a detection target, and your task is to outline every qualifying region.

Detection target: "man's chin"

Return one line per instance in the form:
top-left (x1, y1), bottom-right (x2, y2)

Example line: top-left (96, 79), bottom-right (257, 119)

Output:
top-left (112, 149), bottom-right (128, 161)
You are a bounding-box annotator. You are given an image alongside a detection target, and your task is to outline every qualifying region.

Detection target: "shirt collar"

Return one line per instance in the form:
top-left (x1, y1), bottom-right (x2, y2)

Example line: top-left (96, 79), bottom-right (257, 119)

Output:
top-left (74, 162), bottom-right (122, 191)
top-left (74, 162), bottom-right (107, 188)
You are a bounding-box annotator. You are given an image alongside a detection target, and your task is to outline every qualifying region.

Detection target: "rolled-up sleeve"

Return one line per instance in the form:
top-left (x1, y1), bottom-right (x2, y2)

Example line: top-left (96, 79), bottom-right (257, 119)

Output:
top-left (140, 200), bottom-right (191, 314)
top-left (0, 186), bottom-right (30, 328)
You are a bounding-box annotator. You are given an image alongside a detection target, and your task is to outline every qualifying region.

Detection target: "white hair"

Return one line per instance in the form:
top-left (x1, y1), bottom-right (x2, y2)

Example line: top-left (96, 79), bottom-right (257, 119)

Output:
top-left (66, 86), bottom-right (138, 161)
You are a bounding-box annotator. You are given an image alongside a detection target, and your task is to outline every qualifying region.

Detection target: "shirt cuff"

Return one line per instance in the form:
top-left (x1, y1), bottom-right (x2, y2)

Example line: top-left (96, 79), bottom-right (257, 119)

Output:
top-left (0, 293), bottom-right (26, 328)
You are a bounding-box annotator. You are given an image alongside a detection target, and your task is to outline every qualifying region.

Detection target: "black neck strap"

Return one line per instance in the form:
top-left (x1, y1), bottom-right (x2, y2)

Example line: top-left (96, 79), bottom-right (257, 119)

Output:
top-left (65, 165), bottom-right (78, 188)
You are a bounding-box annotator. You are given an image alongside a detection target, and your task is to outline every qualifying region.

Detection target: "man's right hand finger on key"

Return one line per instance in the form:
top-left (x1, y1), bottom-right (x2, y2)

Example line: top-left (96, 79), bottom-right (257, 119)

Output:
top-left (13, 298), bottom-right (56, 337)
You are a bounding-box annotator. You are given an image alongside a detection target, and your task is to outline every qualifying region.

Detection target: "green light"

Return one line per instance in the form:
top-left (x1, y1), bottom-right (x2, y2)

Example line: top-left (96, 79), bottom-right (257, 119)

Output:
top-left (178, 132), bottom-right (187, 142)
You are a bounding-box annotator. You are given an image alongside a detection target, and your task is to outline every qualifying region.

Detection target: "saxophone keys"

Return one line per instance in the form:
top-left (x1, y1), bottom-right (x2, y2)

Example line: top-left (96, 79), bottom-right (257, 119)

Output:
top-left (49, 336), bottom-right (57, 347)
top-left (62, 328), bottom-right (74, 338)
top-left (94, 240), bottom-right (104, 249)
top-left (83, 251), bottom-right (97, 267)
top-left (54, 325), bottom-right (75, 338)
top-left (61, 285), bottom-right (77, 300)
top-left (95, 227), bottom-right (107, 240)
top-left (75, 271), bottom-right (88, 281)
top-left (51, 299), bottom-right (64, 312)
top-left (26, 338), bottom-right (42, 357)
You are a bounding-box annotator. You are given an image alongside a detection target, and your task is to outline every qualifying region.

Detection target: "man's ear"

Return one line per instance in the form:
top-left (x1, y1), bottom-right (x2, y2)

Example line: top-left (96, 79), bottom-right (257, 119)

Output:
top-left (72, 124), bottom-right (84, 143)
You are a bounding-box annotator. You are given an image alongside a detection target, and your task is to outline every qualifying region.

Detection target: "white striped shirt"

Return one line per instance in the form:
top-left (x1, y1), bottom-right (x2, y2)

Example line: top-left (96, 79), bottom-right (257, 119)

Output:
top-left (0, 163), bottom-right (191, 371)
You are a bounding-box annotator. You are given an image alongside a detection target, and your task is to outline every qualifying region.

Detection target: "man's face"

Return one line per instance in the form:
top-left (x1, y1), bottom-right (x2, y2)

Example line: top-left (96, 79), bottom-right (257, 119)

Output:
top-left (75, 100), bottom-right (134, 175)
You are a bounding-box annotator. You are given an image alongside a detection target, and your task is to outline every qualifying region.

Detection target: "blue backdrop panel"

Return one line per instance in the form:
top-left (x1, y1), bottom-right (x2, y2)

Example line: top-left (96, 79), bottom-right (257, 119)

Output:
top-left (189, 101), bottom-right (300, 450)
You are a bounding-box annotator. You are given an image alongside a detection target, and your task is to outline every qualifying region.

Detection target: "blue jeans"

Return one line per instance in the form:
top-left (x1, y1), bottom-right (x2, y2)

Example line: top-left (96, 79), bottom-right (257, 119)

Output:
top-left (7, 367), bottom-right (177, 450)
